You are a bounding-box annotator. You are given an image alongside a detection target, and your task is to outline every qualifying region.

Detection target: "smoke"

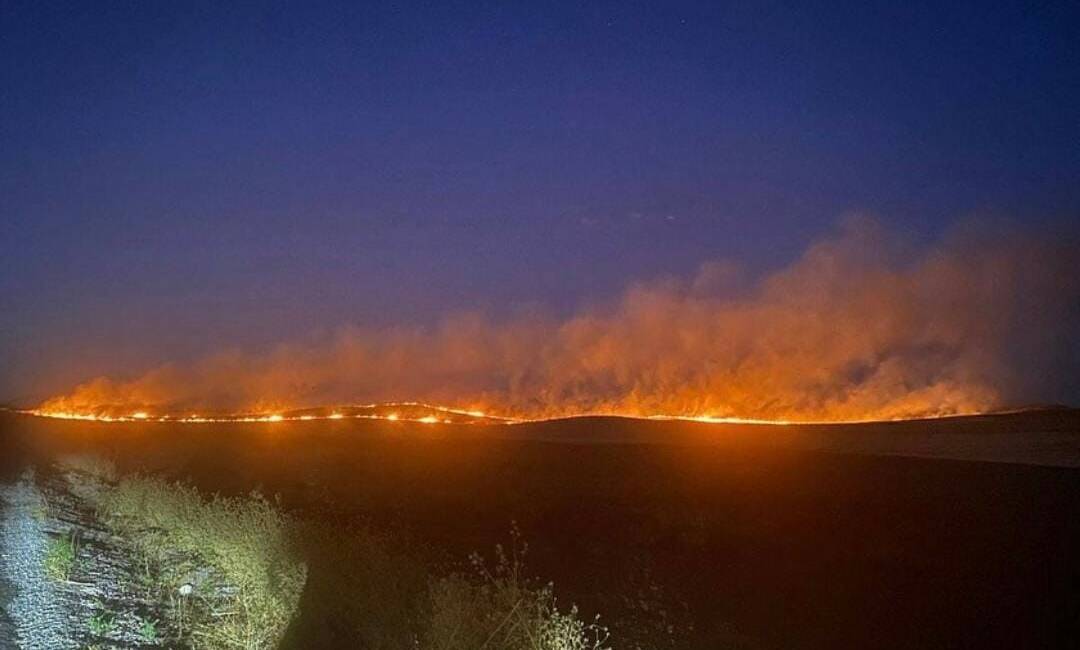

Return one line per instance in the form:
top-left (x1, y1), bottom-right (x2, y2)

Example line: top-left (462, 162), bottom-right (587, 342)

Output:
top-left (39, 218), bottom-right (1080, 421)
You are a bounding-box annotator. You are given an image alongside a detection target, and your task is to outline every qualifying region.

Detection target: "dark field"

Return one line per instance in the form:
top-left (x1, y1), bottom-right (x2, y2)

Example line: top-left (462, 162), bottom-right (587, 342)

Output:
top-left (2, 410), bottom-right (1079, 649)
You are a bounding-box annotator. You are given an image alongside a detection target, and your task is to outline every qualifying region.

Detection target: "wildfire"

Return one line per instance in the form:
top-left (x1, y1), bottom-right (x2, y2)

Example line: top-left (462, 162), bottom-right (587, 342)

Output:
top-left (20, 221), bottom-right (1076, 430)
top-left (17, 401), bottom-right (988, 427)
top-left (19, 401), bottom-right (525, 426)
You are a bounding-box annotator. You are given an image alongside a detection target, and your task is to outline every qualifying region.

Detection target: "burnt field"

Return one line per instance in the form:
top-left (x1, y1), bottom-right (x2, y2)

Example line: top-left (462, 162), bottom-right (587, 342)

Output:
top-left (2, 409), bottom-right (1079, 649)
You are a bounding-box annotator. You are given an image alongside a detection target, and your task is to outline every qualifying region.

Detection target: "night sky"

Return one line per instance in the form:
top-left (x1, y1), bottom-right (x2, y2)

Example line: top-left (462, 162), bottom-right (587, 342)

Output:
top-left (3, 1), bottom-right (1079, 404)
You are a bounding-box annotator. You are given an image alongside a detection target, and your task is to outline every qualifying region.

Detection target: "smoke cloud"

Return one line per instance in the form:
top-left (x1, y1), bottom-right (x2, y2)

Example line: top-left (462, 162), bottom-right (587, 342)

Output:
top-left (39, 218), bottom-right (1080, 422)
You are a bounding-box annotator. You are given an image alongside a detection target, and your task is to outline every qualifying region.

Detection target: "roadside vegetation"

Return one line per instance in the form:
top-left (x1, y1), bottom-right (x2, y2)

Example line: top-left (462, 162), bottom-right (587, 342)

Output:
top-left (57, 453), bottom-right (612, 649)
top-left (97, 476), bottom-right (306, 649)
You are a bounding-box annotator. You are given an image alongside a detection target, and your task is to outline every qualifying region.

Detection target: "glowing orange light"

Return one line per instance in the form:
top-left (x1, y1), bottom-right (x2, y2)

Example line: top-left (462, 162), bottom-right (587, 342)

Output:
top-left (20, 399), bottom-right (987, 428)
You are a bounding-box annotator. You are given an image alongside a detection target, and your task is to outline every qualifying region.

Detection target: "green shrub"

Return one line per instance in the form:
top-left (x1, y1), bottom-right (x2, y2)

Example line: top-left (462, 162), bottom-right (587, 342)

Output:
top-left (88, 610), bottom-right (116, 636)
top-left (98, 477), bottom-right (306, 650)
top-left (43, 533), bottom-right (77, 581)
top-left (139, 616), bottom-right (159, 642)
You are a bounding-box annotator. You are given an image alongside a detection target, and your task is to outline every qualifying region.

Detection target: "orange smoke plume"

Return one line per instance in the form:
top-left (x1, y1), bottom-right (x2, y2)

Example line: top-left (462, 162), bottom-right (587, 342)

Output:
top-left (36, 218), bottom-right (1080, 423)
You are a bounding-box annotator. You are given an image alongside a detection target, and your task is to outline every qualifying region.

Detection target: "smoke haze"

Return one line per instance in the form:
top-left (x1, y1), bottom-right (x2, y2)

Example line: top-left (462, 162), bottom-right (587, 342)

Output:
top-left (38, 218), bottom-right (1080, 422)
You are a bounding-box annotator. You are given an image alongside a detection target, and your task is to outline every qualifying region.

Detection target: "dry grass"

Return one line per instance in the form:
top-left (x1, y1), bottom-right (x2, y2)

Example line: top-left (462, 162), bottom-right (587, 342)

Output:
top-left (424, 525), bottom-right (610, 650)
top-left (98, 476), bottom-right (306, 650)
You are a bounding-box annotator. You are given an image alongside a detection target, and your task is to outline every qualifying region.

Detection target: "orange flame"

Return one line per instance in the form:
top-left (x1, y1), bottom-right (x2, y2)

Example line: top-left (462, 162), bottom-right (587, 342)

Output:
top-left (22, 400), bottom-right (997, 427)
top-left (27, 220), bottom-right (1079, 426)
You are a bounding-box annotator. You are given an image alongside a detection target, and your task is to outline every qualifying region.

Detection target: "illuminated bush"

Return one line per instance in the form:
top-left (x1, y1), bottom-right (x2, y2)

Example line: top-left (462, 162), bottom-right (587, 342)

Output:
top-left (98, 477), bottom-right (306, 650)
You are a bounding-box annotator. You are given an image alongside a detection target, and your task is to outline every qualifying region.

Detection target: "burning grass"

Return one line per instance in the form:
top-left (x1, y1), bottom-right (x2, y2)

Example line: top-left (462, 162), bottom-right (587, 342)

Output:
top-left (35, 221), bottom-right (1080, 425)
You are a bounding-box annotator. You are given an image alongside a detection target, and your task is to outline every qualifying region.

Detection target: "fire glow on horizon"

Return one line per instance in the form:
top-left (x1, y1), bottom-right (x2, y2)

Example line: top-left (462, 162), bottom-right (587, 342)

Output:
top-left (20, 401), bottom-right (513, 425)
top-left (25, 221), bottom-right (1080, 427)
top-left (19, 401), bottom-right (988, 427)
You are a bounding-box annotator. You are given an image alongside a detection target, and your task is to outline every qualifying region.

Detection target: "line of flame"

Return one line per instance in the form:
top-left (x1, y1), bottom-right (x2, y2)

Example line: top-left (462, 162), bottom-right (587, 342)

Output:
top-left (12, 402), bottom-right (989, 427)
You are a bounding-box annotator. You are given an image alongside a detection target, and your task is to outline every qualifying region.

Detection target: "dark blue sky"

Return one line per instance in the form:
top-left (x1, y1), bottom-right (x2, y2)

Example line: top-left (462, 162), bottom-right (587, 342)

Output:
top-left (3, 0), bottom-right (1079, 402)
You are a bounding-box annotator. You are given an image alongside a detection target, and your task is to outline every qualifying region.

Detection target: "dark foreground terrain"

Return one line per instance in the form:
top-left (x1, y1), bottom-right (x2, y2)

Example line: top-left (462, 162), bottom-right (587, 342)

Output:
top-left (2, 409), bottom-right (1079, 649)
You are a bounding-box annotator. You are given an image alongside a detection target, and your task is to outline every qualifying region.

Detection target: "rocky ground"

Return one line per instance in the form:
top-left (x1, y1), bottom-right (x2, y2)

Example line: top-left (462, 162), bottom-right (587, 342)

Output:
top-left (0, 466), bottom-right (173, 649)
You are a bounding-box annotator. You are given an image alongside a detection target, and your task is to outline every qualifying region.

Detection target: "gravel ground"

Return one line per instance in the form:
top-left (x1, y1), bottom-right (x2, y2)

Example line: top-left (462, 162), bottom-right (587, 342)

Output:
top-left (0, 467), bottom-right (172, 649)
top-left (0, 469), bottom-right (81, 649)
top-left (0, 529), bottom-right (19, 646)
